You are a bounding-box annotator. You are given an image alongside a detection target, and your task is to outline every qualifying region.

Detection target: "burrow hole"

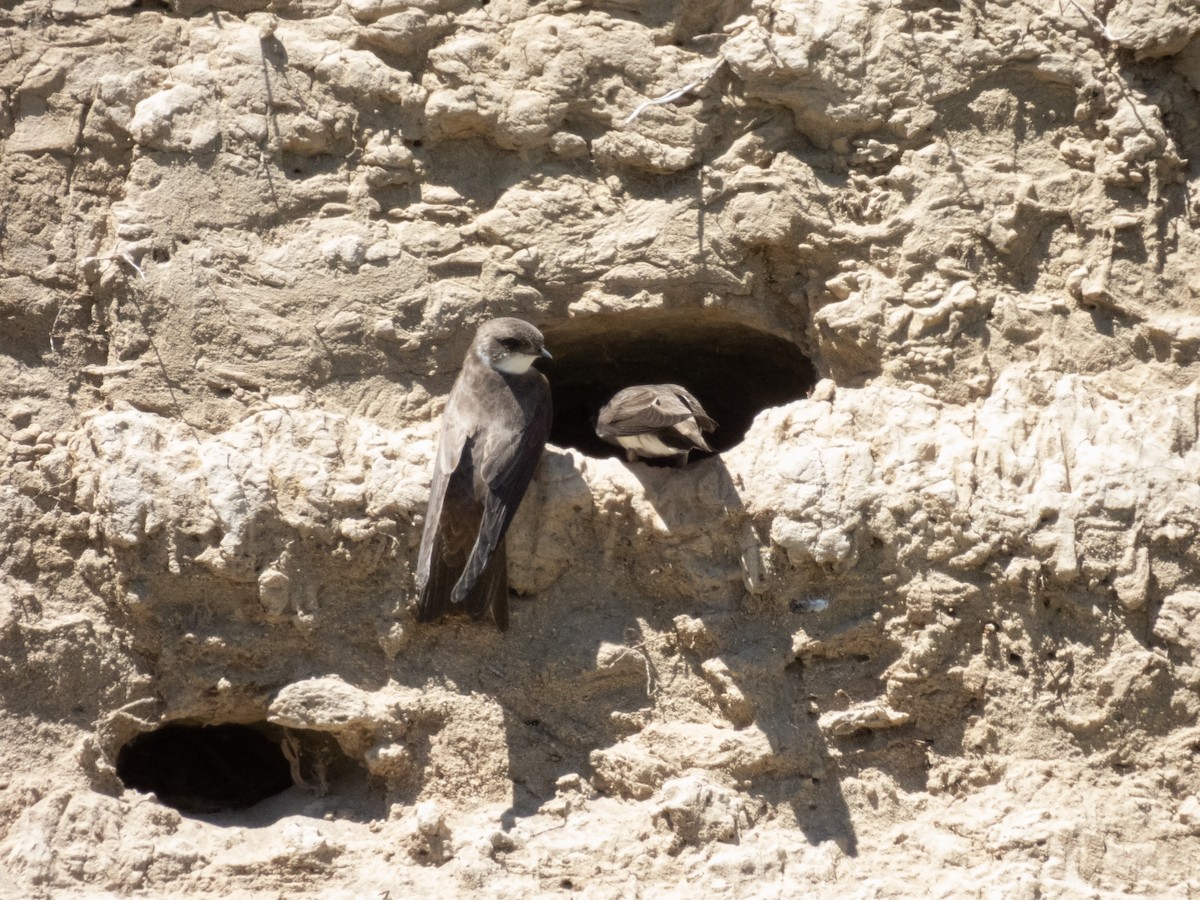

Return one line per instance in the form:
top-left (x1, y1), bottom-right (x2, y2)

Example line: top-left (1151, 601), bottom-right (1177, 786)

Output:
top-left (116, 722), bottom-right (300, 814)
top-left (540, 311), bottom-right (818, 460)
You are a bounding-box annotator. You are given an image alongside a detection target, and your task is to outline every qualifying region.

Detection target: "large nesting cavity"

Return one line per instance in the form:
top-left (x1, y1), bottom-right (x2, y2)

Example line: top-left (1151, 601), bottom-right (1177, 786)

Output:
top-left (540, 311), bottom-right (817, 460)
top-left (116, 722), bottom-right (294, 813)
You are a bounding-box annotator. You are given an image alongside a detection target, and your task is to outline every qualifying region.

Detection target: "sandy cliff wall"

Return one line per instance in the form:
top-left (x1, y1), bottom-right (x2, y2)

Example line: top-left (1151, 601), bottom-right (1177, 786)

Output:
top-left (3, 0), bottom-right (1200, 895)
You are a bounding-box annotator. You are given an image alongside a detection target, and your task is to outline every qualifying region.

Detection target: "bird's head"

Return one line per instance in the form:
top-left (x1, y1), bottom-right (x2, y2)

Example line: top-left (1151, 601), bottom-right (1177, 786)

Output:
top-left (475, 317), bottom-right (552, 375)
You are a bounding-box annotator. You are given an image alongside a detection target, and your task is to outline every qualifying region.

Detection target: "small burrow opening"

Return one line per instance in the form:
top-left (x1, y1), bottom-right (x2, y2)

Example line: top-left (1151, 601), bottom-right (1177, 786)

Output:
top-left (116, 722), bottom-right (294, 813)
top-left (541, 311), bottom-right (818, 460)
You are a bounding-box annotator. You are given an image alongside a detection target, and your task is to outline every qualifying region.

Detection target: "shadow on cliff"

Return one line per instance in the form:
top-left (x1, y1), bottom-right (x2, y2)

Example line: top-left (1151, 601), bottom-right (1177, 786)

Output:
top-left (388, 591), bottom-right (651, 828)
top-left (628, 453), bottom-right (860, 855)
top-left (387, 452), bottom-right (859, 854)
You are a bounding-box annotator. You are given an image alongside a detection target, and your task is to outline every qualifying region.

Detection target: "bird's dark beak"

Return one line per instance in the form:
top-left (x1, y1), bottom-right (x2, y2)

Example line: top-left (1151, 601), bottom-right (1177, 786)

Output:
top-left (540, 347), bottom-right (553, 360)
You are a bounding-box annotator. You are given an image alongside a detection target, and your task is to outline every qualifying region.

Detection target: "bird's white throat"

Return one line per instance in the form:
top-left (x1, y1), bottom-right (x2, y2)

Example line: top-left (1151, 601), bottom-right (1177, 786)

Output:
top-left (490, 352), bottom-right (538, 374)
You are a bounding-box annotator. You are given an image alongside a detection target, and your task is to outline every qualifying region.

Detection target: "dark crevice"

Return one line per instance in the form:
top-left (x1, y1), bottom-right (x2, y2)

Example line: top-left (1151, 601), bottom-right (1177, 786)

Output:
top-left (116, 722), bottom-right (294, 813)
top-left (540, 310), bottom-right (818, 460)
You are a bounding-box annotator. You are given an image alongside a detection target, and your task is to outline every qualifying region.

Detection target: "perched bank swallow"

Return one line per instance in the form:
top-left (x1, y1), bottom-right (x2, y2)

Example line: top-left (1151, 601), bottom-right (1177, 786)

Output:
top-left (416, 318), bottom-right (552, 631)
top-left (596, 384), bottom-right (716, 467)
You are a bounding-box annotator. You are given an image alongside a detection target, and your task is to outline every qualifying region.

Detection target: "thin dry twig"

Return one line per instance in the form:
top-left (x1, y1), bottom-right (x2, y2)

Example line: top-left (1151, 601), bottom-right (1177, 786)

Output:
top-left (603, 625), bottom-right (662, 697)
top-left (282, 732), bottom-right (331, 796)
top-left (1059, 0), bottom-right (1125, 43)
top-left (623, 59), bottom-right (726, 124)
top-left (117, 250), bottom-right (147, 280)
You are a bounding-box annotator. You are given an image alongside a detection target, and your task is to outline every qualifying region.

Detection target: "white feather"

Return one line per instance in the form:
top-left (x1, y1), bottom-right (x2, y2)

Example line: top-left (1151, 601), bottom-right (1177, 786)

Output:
top-left (617, 433), bottom-right (680, 457)
top-left (492, 353), bottom-right (538, 374)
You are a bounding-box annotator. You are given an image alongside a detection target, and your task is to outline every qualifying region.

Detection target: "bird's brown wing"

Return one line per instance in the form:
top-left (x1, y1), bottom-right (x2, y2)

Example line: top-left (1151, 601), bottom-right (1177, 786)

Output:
top-left (598, 384), bottom-right (717, 437)
top-left (471, 538), bottom-right (508, 630)
top-left (416, 386), bottom-right (482, 624)
top-left (415, 436), bottom-right (512, 629)
top-left (451, 374), bottom-right (552, 615)
top-left (667, 385), bottom-right (718, 433)
top-left (597, 385), bottom-right (692, 438)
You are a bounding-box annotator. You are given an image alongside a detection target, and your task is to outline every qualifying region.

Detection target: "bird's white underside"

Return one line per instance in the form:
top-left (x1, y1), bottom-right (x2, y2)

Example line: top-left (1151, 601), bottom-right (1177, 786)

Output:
top-left (617, 432), bottom-right (681, 457)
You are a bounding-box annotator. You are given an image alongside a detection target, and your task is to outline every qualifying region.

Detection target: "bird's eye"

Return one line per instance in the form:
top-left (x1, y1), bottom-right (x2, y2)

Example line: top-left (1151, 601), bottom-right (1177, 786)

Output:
top-left (499, 338), bottom-right (521, 351)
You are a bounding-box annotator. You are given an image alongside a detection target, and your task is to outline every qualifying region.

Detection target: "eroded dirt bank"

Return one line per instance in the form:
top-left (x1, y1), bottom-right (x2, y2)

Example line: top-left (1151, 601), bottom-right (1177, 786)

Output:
top-left (3, 0), bottom-right (1200, 895)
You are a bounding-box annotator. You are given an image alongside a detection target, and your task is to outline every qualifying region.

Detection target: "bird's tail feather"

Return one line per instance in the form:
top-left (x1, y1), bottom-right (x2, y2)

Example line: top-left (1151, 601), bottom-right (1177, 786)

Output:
top-left (416, 539), bottom-right (458, 624)
top-left (675, 417), bottom-right (714, 452)
top-left (457, 539), bottom-right (509, 631)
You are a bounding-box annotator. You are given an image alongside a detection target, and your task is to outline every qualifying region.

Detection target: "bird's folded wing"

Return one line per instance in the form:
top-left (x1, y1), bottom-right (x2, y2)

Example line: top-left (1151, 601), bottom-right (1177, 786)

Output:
top-left (672, 386), bottom-right (718, 432)
top-left (600, 385), bottom-right (698, 434)
top-left (451, 390), bottom-right (552, 605)
top-left (416, 407), bottom-right (467, 578)
top-left (416, 385), bottom-right (480, 622)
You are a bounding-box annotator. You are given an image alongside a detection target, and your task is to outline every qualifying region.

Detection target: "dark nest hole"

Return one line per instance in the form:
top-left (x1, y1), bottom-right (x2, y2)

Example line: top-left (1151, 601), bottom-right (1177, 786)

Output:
top-left (540, 312), bottom-right (818, 460)
top-left (116, 722), bottom-right (294, 814)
